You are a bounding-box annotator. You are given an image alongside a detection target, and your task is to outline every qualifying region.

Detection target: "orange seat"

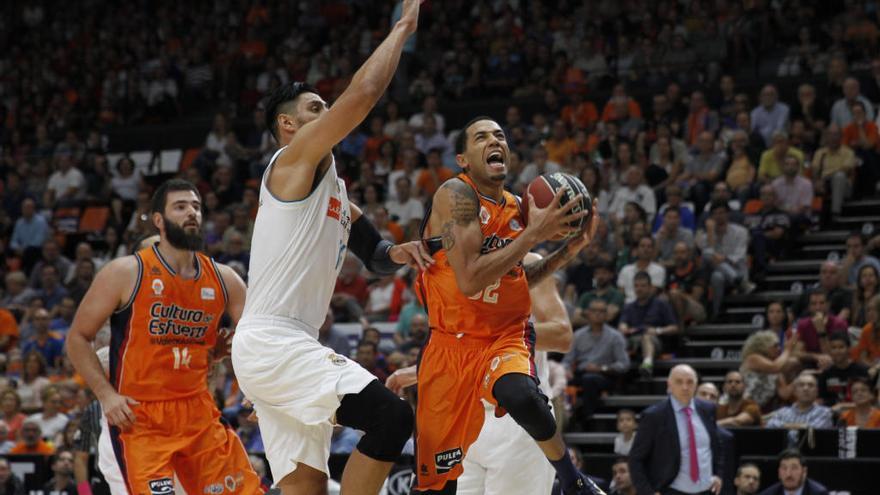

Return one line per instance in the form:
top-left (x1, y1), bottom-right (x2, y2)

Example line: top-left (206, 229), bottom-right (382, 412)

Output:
top-left (79, 206), bottom-right (110, 233)
top-left (743, 199), bottom-right (763, 215)
top-left (180, 147), bottom-right (201, 172)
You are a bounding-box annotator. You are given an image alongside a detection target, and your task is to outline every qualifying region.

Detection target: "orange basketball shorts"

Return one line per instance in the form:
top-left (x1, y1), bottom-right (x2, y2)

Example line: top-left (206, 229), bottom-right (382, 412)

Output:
top-left (414, 325), bottom-right (537, 491)
top-left (108, 392), bottom-right (263, 495)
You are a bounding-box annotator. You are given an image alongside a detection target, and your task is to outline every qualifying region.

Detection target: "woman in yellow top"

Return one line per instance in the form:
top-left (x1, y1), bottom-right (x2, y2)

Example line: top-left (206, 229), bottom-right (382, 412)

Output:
top-left (757, 131), bottom-right (805, 181)
top-left (839, 377), bottom-right (880, 428)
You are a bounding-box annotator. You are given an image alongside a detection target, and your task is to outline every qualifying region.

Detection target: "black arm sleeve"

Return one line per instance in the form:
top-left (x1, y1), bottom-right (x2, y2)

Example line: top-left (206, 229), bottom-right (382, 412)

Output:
top-left (349, 215), bottom-right (405, 275)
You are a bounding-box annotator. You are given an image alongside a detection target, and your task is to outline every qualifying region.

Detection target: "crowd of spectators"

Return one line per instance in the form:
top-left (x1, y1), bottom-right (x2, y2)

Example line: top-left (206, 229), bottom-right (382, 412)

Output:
top-left (2, 0), bottom-right (880, 491)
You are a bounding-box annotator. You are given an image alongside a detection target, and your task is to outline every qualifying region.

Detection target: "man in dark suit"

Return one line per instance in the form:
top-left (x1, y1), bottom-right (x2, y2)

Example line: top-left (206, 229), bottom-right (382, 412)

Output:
top-left (629, 364), bottom-right (723, 495)
top-left (757, 449), bottom-right (828, 495)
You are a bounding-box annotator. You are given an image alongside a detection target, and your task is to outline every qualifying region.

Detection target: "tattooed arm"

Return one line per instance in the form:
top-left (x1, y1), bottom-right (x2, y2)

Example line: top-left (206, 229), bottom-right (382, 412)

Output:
top-left (430, 179), bottom-right (588, 296)
top-left (523, 243), bottom-right (575, 286)
top-left (524, 198), bottom-right (601, 286)
top-left (430, 179), bottom-right (540, 296)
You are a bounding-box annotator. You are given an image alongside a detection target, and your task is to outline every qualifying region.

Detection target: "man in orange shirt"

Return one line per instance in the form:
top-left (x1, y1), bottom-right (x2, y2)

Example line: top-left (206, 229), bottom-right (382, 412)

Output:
top-left (411, 116), bottom-right (604, 494)
top-left (545, 120), bottom-right (576, 165)
top-left (66, 180), bottom-right (261, 494)
top-left (561, 92), bottom-right (599, 131)
top-left (416, 149), bottom-right (454, 198)
top-left (9, 419), bottom-right (55, 455)
top-left (0, 308), bottom-right (19, 351)
top-left (841, 101), bottom-right (879, 150)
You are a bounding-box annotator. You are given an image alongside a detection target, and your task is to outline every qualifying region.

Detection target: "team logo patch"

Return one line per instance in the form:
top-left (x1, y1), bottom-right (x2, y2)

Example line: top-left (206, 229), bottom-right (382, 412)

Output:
top-left (148, 478), bottom-right (174, 495)
top-left (203, 484), bottom-right (223, 495)
top-left (201, 287), bottom-right (215, 300)
top-left (479, 206), bottom-right (490, 225)
top-left (151, 279), bottom-right (164, 296)
top-left (489, 356), bottom-right (501, 371)
top-left (434, 447), bottom-right (463, 474)
top-left (329, 353), bottom-right (347, 366)
top-left (224, 473), bottom-right (245, 492)
top-left (509, 218), bottom-right (522, 231)
top-left (327, 196), bottom-right (341, 220)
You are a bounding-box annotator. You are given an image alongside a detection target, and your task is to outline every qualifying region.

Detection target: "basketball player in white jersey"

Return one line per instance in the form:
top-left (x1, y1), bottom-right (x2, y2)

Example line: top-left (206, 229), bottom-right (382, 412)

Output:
top-left (231, 2), bottom-right (430, 494)
top-left (386, 252), bottom-right (573, 495)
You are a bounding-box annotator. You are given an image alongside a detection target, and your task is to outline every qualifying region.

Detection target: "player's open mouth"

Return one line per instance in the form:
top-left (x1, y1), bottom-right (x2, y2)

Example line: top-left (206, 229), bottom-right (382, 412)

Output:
top-left (486, 151), bottom-right (505, 171)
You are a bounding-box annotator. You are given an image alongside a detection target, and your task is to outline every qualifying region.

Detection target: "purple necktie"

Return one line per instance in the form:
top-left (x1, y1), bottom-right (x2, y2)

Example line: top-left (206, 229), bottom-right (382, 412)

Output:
top-left (684, 406), bottom-right (699, 483)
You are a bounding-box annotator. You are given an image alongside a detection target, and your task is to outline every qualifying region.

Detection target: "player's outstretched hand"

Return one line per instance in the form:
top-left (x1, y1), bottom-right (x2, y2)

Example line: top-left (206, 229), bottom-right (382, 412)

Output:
top-left (525, 188), bottom-right (589, 243)
top-left (389, 241), bottom-right (435, 272)
top-left (213, 327), bottom-right (233, 362)
top-left (397, 0), bottom-right (423, 35)
top-left (101, 391), bottom-right (139, 430)
top-left (242, 399), bottom-right (259, 423)
top-left (385, 365), bottom-right (418, 396)
top-left (563, 199), bottom-right (600, 253)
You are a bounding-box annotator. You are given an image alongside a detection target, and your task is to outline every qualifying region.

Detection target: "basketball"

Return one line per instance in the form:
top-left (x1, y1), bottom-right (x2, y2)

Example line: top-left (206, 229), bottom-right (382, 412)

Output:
top-left (522, 172), bottom-right (592, 239)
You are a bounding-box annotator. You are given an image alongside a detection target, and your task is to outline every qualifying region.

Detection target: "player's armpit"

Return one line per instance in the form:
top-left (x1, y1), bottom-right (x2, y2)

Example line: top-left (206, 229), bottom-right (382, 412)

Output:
top-left (68, 256), bottom-right (138, 341)
top-left (216, 263), bottom-right (247, 325)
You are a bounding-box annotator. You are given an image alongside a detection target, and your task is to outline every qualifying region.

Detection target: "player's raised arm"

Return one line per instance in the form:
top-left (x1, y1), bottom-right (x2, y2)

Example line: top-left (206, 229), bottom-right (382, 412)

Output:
top-left (433, 179), bottom-right (584, 297)
top-left (269, 0), bottom-right (421, 195)
top-left (522, 199), bottom-right (600, 286)
top-left (65, 257), bottom-right (141, 429)
top-left (524, 252), bottom-right (573, 353)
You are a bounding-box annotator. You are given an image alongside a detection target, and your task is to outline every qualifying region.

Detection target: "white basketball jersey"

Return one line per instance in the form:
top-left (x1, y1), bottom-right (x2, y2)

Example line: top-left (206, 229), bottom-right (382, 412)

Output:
top-left (534, 350), bottom-right (551, 398)
top-left (242, 148), bottom-right (352, 334)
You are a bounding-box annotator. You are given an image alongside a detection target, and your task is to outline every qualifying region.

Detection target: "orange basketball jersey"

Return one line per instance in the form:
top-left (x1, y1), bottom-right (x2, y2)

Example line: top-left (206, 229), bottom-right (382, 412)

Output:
top-left (418, 174), bottom-right (531, 340)
top-left (109, 246), bottom-right (226, 402)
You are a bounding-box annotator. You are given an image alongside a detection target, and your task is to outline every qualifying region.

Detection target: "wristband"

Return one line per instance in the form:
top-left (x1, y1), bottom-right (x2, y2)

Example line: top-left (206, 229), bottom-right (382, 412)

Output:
top-left (349, 216), bottom-right (404, 274)
top-left (371, 239), bottom-right (405, 275)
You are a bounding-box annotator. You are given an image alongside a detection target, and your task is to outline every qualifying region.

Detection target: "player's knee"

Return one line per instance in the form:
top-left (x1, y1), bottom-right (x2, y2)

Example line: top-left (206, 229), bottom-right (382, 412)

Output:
top-left (492, 374), bottom-right (556, 442)
top-left (381, 394), bottom-right (414, 447)
top-left (352, 384), bottom-right (413, 462)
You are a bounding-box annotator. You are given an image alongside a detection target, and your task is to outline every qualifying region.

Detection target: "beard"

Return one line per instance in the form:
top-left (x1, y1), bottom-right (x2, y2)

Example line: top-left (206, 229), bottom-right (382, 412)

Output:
top-left (164, 216), bottom-right (204, 251)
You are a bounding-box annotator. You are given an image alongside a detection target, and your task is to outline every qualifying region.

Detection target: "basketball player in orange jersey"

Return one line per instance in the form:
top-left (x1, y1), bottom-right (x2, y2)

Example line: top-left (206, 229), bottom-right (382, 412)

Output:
top-left (411, 117), bottom-right (605, 495)
top-left (386, 251), bottom-right (574, 495)
top-left (66, 179), bottom-right (262, 495)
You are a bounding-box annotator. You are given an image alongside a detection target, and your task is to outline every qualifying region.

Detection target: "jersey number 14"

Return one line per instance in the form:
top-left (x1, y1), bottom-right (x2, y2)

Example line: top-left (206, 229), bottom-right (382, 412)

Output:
top-left (172, 347), bottom-right (192, 369)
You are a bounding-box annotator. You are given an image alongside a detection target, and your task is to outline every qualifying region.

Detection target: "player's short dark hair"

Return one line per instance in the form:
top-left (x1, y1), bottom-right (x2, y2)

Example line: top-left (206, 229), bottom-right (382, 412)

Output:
top-left (851, 375), bottom-right (873, 391)
top-left (613, 456), bottom-right (629, 467)
top-left (357, 340), bottom-right (378, 352)
top-left (848, 231), bottom-right (866, 244)
top-left (634, 271), bottom-right (652, 285)
top-left (150, 179), bottom-right (201, 215)
top-left (778, 448), bottom-right (805, 466)
top-left (595, 259), bottom-right (615, 273)
top-left (263, 81), bottom-right (319, 141)
top-left (455, 116), bottom-right (497, 154)
top-left (710, 200), bottom-right (730, 213)
top-left (617, 408), bottom-right (637, 420)
top-left (808, 288), bottom-right (827, 302)
top-left (828, 332), bottom-right (850, 346)
top-left (736, 462), bottom-right (760, 477)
